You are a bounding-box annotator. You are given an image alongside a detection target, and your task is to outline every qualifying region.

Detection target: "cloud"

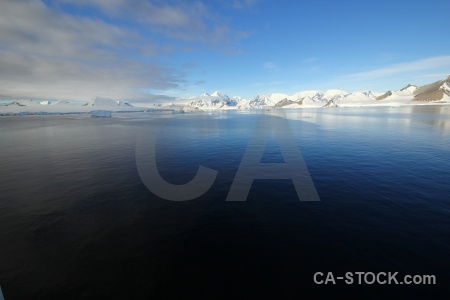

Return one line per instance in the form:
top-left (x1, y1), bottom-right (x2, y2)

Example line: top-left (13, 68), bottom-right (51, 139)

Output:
top-left (0, 0), bottom-right (249, 101)
top-left (58, 0), bottom-right (248, 46)
top-left (0, 50), bottom-right (182, 101)
top-left (263, 62), bottom-right (277, 70)
top-left (340, 56), bottom-right (450, 80)
top-left (418, 73), bottom-right (450, 78)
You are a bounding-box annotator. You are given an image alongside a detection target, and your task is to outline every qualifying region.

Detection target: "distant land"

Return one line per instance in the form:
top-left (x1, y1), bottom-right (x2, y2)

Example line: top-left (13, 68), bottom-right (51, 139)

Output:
top-left (1, 75), bottom-right (449, 116)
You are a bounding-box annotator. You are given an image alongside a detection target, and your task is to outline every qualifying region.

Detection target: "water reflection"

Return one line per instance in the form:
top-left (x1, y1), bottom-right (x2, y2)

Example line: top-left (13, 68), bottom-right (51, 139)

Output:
top-left (280, 105), bottom-right (450, 135)
top-left (409, 105), bottom-right (450, 133)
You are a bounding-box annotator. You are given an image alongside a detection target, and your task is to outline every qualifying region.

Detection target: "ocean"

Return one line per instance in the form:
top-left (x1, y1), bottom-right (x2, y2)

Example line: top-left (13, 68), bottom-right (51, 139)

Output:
top-left (1, 106), bottom-right (449, 299)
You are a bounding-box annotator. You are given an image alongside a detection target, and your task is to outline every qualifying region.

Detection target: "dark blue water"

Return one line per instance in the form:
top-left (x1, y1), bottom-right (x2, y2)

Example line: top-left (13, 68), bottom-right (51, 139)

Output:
top-left (0, 106), bottom-right (449, 299)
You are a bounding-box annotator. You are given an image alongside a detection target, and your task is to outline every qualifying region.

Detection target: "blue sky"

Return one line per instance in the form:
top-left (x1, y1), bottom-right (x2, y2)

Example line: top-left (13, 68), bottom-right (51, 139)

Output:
top-left (1, 0), bottom-right (450, 101)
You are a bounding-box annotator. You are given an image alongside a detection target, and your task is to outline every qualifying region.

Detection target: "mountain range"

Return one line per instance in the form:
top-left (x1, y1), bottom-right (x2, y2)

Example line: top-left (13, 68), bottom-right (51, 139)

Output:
top-left (175, 75), bottom-right (450, 110)
top-left (1, 76), bottom-right (449, 114)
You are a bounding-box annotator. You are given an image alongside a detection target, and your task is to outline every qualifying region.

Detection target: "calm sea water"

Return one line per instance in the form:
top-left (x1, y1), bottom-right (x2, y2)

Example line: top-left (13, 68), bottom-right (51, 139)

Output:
top-left (0, 106), bottom-right (450, 299)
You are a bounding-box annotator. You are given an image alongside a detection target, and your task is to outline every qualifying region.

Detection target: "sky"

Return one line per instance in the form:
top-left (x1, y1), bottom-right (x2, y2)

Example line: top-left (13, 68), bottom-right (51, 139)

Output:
top-left (1, 0), bottom-right (450, 102)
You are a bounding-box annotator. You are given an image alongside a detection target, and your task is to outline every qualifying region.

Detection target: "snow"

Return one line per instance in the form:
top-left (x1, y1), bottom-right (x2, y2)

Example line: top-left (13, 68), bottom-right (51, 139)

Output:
top-left (0, 96), bottom-right (144, 115)
top-left (323, 89), bottom-right (348, 98)
top-left (370, 84), bottom-right (419, 106)
top-left (2, 77), bottom-right (450, 115)
top-left (268, 93), bottom-right (293, 102)
top-left (330, 92), bottom-right (378, 107)
top-left (210, 91), bottom-right (227, 98)
top-left (301, 96), bottom-right (327, 107)
top-left (442, 93), bottom-right (450, 102)
top-left (405, 85), bottom-right (417, 93)
top-left (440, 82), bottom-right (450, 93)
top-left (293, 90), bottom-right (322, 100)
top-left (249, 94), bottom-right (277, 107)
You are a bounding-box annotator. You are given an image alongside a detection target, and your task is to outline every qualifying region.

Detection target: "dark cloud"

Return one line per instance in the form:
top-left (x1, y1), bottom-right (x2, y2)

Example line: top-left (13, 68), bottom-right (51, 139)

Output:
top-left (0, 0), bottom-right (249, 101)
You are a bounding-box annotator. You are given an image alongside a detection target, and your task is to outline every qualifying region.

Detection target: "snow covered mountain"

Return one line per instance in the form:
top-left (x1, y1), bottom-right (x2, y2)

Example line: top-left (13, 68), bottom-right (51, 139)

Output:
top-left (1, 76), bottom-right (450, 114)
top-left (178, 76), bottom-right (449, 110)
top-left (183, 91), bottom-right (242, 109)
top-left (179, 89), bottom-right (380, 109)
top-left (371, 77), bottom-right (450, 104)
top-left (375, 84), bottom-right (418, 102)
top-left (413, 75), bottom-right (450, 102)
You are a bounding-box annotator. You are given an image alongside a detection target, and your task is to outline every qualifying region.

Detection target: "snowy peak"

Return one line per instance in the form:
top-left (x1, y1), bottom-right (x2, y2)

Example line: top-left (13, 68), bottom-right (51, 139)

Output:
top-left (210, 91), bottom-right (227, 98)
top-left (197, 91), bottom-right (229, 100)
top-left (400, 84), bottom-right (417, 93)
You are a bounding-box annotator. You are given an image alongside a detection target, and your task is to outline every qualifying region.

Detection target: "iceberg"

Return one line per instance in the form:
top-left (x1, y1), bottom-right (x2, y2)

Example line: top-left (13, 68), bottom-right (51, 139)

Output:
top-left (90, 110), bottom-right (112, 118)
